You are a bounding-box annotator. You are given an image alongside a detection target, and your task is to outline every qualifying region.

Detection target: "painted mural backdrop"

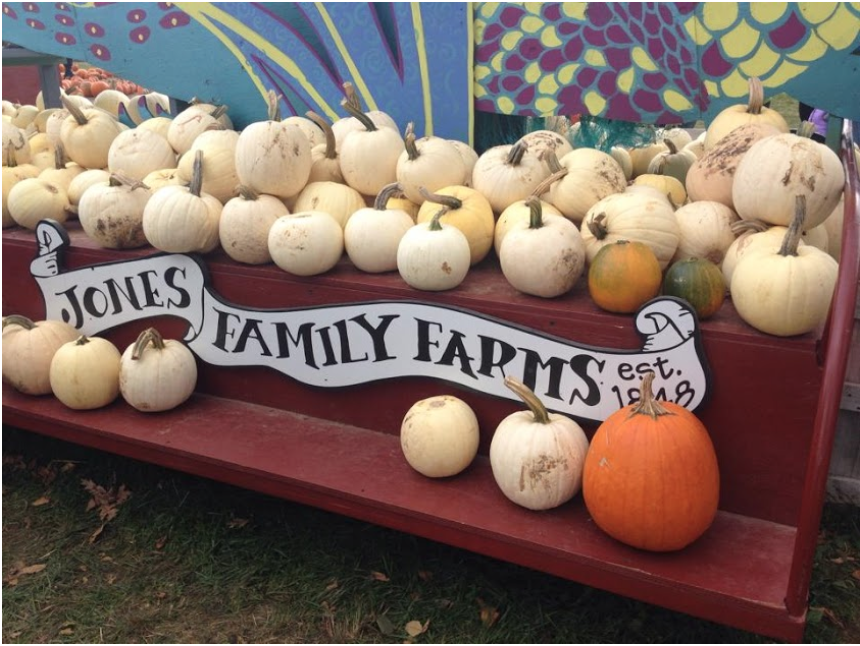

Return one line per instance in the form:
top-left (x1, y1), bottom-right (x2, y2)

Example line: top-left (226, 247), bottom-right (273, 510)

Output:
top-left (3, 2), bottom-right (860, 138)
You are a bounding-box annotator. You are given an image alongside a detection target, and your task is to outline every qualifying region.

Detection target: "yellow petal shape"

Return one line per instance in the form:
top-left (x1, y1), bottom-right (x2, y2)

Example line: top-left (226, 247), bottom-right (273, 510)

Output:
top-left (722, 19), bottom-right (760, 58)
top-left (490, 51), bottom-right (504, 73)
top-left (525, 62), bottom-right (542, 84)
top-left (750, 2), bottom-right (788, 24)
top-left (558, 63), bottom-right (580, 85)
top-left (617, 67), bottom-right (635, 93)
top-left (538, 74), bottom-right (560, 96)
top-left (497, 96), bottom-right (516, 115)
top-left (501, 31), bottom-right (523, 51)
top-left (704, 79), bottom-right (721, 99)
top-left (583, 91), bottom-right (607, 116)
top-left (536, 97), bottom-right (559, 115)
top-left (632, 46), bottom-right (658, 71)
top-left (762, 60), bottom-right (808, 87)
top-left (474, 85), bottom-right (487, 99)
top-left (799, 2), bottom-right (838, 25)
top-left (562, 3), bottom-right (587, 21)
top-left (703, 2), bottom-right (739, 31)
top-left (584, 48), bottom-right (608, 67)
top-left (478, 3), bottom-right (500, 20)
top-left (524, 2), bottom-right (544, 15)
top-left (540, 25), bottom-right (562, 48)
top-left (787, 32), bottom-right (829, 62)
top-left (474, 65), bottom-right (492, 81)
top-left (684, 15), bottom-right (713, 46)
top-left (817, 5), bottom-right (860, 49)
top-left (521, 16), bottom-right (544, 34)
top-left (663, 89), bottom-right (694, 112)
top-left (739, 41), bottom-right (780, 77)
top-left (720, 69), bottom-right (750, 98)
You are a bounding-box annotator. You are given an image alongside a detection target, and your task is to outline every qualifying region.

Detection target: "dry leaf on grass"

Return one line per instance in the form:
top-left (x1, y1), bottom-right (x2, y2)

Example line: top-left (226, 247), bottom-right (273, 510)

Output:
top-left (226, 517), bottom-right (250, 529)
top-left (476, 598), bottom-right (500, 628)
top-left (371, 571), bottom-right (390, 582)
top-left (405, 620), bottom-right (429, 637)
top-left (852, 569), bottom-right (860, 581)
top-left (154, 535), bottom-right (168, 550)
top-left (5, 562), bottom-right (48, 585)
top-left (810, 606), bottom-right (845, 628)
top-left (31, 496), bottom-right (50, 507)
top-left (376, 614), bottom-right (395, 635)
top-left (81, 479), bottom-right (131, 523)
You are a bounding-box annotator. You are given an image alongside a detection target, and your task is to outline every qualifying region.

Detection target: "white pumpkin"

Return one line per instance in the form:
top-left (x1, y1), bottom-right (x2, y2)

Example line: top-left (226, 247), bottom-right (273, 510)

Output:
top-left (305, 111), bottom-right (344, 184)
top-left (78, 174), bottom-right (152, 249)
top-left (66, 168), bottom-right (111, 214)
top-left (494, 197), bottom-right (563, 256)
top-left (119, 327), bottom-right (198, 412)
top-left (219, 186), bottom-right (288, 265)
top-left (167, 103), bottom-right (231, 155)
top-left (177, 129), bottom-right (240, 203)
top-left (396, 125), bottom-right (467, 205)
top-left (2, 315), bottom-right (79, 395)
top-left (49, 335), bottom-right (122, 410)
top-left (235, 117), bottom-right (311, 200)
top-left (7, 177), bottom-right (70, 229)
top-left (108, 127), bottom-right (176, 181)
top-left (400, 395), bottom-right (480, 478)
top-left (344, 182), bottom-right (414, 273)
top-left (292, 181), bottom-right (365, 229)
top-left (397, 207), bottom-right (471, 291)
top-left (338, 101), bottom-right (404, 197)
top-left (268, 210), bottom-right (344, 276)
top-left (672, 201), bottom-right (739, 265)
top-left (542, 148), bottom-right (627, 223)
top-left (471, 139), bottom-right (548, 213)
top-left (490, 376), bottom-right (589, 510)
top-left (59, 95), bottom-right (124, 169)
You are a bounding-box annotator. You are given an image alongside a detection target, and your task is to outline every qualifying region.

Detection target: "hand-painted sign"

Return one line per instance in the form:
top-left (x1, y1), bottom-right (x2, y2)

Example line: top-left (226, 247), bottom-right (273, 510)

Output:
top-left (30, 221), bottom-right (711, 424)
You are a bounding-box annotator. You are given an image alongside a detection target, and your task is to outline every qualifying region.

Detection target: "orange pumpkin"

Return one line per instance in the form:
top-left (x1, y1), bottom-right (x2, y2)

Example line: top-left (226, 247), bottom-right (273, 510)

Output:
top-left (587, 240), bottom-right (662, 313)
top-left (583, 372), bottom-right (720, 551)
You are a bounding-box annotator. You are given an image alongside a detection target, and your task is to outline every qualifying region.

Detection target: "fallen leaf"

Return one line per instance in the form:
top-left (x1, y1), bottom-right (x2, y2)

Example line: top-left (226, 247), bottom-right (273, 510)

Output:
top-left (477, 598), bottom-right (499, 628)
top-left (31, 497), bottom-right (50, 507)
top-left (60, 461), bottom-right (76, 473)
top-left (810, 606), bottom-right (844, 629)
top-left (325, 580), bottom-right (339, 592)
top-left (852, 569), bottom-right (860, 581)
top-left (154, 536), bottom-right (168, 550)
top-left (106, 573), bottom-right (118, 585)
top-left (58, 628), bottom-right (74, 636)
top-left (417, 570), bottom-right (433, 581)
top-left (371, 571), bottom-right (390, 582)
top-left (405, 620), bottom-right (429, 637)
top-left (376, 614), bottom-right (395, 635)
top-left (5, 578), bottom-right (19, 587)
top-left (831, 557), bottom-right (845, 564)
top-left (227, 517), bottom-right (249, 529)
top-left (88, 524), bottom-right (105, 544)
top-left (19, 563), bottom-right (47, 575)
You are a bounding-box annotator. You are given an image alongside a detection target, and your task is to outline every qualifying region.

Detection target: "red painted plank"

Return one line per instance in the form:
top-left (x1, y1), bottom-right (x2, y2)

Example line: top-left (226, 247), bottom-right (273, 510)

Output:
top-left (1, 385), bottom-right (804, 642)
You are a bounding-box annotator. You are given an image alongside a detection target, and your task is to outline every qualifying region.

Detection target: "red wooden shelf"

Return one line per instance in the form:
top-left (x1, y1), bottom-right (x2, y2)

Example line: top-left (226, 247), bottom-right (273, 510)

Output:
top-left (1, 385), bottom-right (803, 640)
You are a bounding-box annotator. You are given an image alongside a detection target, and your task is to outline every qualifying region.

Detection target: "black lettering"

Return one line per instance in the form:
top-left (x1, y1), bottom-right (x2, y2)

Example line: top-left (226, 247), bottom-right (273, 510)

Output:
top-left (83, 286), bottom-right (109, 318)
top-left (414, 318), bottom-right (443, 362)
top-left (57, 285), bottom-right (83, 328)
top-left (476, 335), bottom-right (517, 379)
top-left (137, 269), bottom-right (163, 307)
top-left (164, 266), bottom-right (191, 308)
top-left (519, 348), bottom-right (566, 401)
top-left (437, 330), bottom-right (476, 379)
top-left (274, 321), bottom-right (317, 368)
top-left (333, 319), bottom-right (368, 364)
top-left (233, 318), bottom-right (272, 356)
top-left (213, 308), bottom-right (241, 351)
top-left (350, 313), bottom-right (398, 362)
top-left (618, 362), bottom-right (635, 381)
top-left (568, 355), bottom-right (604, 406)
top-left (653, 355), bottom-right (675, 380)
top-left (104, 276), bottom-right (142, 315)
top-left (316, 326), bottom-right (338, 366)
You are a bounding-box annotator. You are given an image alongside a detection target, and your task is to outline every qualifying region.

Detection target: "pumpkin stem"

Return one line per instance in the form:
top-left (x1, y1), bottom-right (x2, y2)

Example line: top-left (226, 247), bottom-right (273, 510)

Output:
top-left (630, 371), bottom-right (671, 419)
top-left (4, 145), bottom-right (15, 168)
top-left (211, 105), bottom-right (229, 120)
top-left (506, 140), bottom-right (528, 166)
top-left (60, 93), bottom-right (88, 126)
top-left (74, 335), bottom-right (91, 346)
top-left (531, 168), bottom-right (568, 197)
top-left (189, 149), bottom-right (204, 197)
top-left (2, 314), bottom-right (36, 331)
top-left (428, 206), bottom-right (450, 232)
top-left (305, 111), bottom-right (338, 160)
top-left (237, 184), bottom-right (260, 201)
top-left (730, 218), bottom-right (770, 236)
top-left (797, 121), bottom-right (816, 139)
top-left (340, 99), bottom-right (377, 132)
top-left (504, 375), bottom-right (551, 424)
top-left (778, 196), bottom-right (806, 257)
top-left (404, 123), bottom-right (421, 161)
top-left (586, 213), bottom-right (609, 240)
top-left (525, 195), bottom-right (545, 230)
top-left (53, 142), bottom-right (66, 170)
top-left (746, 77), bottom-right (764, 115)
top-left (108, 173), bottom-right (149, 191)
top-left (419, 187), bottom-right (463, 211)
top-left (342, 81), bottom-right (362, 112)
top-left (373, 182), bottom-right (405, 211)
top-left (544, 150), bottom-right (564, 174)
top-left (265, 89), bottom-right (282, 122)
top-left (132, 327), bottom-right (166, 360)
top-left (662, 138), bottom-right (678, 155)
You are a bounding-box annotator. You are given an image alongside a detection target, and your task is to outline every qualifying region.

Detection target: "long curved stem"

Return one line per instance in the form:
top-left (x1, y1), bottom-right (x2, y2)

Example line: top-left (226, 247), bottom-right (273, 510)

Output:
top-left (504, 376), bottom-right (550, 424)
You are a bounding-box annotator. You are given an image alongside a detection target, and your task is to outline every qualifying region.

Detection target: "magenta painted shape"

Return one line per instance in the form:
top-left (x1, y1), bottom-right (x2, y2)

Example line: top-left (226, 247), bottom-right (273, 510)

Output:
top-left (702, 40), bottom-right (732, 77)
top-left (770, 12), bottom-right (807, 49)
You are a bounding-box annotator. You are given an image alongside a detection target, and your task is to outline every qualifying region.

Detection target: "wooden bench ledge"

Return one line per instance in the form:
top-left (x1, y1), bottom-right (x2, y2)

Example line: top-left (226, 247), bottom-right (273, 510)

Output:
top-left (2, 384), bottom-right (804, 641)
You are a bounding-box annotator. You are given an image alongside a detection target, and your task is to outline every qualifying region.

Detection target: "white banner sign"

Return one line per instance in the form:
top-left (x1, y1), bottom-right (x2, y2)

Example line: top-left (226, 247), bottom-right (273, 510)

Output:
top-left (30, 221), bottom-right (712, 423)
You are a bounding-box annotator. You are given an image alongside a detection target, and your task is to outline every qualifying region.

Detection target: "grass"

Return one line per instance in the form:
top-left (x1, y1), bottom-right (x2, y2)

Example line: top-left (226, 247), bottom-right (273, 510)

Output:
top-left (3, 427), bottom-right (859, 644)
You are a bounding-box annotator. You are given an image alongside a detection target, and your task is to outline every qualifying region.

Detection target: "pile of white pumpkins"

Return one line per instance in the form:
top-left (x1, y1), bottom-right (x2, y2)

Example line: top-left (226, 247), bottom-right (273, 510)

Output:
top-left (2, 77), bottom-right (856, 339)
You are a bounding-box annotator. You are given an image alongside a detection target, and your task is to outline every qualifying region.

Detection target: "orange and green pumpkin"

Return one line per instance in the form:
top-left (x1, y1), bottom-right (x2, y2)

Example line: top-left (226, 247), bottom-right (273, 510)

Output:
top-left (662, 258), bottom-right (726, 319)
top-left (582, 372), bottom-right (720, 552)
top-left (587, 240), bottom-right (662, 313)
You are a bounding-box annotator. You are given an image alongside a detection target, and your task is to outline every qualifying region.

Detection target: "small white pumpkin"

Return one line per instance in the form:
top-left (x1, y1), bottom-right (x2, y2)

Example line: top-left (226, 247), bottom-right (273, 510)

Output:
top-left (7, 177), bottom-right (70, 229)
top-left (219, 185), bottom-right (288, 265)
top-left (499, 196), bottom-right (586, 298)
top-left (59, 94), bottom-right (124, 169)
top-left (396, 123), bottom-right (467, 205)
top-left (176, 128), bottom-right (240, 203)
top-left (400, 394), bottom-right (480, 478)
top-left (541, 148), bottom-right (627, 223)
top-left (305, 111), bottom-right (344, 184)
top-left (49, 335), bottom-right (122, 410)
top-left (490, 376), bottom-right (589, 510)
top-left (471, 139), bottom-right (548, 213)
top-left (2, 315), bottom-right (79, 395)
top-left (292, 180), bottom-right (366, 229)
top-left (119, 327), bottom-right (198, 412)
top-left (78, 173), bottom-right (152, 249)
top-left (344, 182), bottom-right (414, 273)
top-left (330, 81), bottom-right (399, 150)
top-left (338, 100), bottom-right (404, 197)
top-left (672, 201), bottom-right (739, 265)
top-left (494, 197), bottom-right (563, 256)
top-left (167, 103), bottom-right (231, 155)
top-left (731, 197), bottom-right (838, 337)
top-left (108, 127), bottom-right (176, 182)
top-left (397, 206), bottom-right (471, 291)
top-left (66, 168), bottom-right (111, 214)
top-left (268, 210), bottom-right (344, 276)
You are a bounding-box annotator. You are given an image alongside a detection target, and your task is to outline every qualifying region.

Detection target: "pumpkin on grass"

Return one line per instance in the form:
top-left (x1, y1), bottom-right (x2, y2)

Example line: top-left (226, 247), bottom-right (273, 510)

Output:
top-left (583, 371), bottom-right (720, 551)
top-left (490, 376), bottom-right (589, 511)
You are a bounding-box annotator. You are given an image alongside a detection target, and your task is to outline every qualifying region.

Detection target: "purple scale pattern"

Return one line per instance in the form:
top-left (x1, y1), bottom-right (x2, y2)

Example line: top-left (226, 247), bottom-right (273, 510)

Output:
top-left (564, 36), bottom-right (584, 60)
top-left (598, 70), bottom-right (618, 95)
top-left (643, 71), bottom-right (667, 90)
top-left (577, 67), bottom-right (598, 86)
top-left (502, 75), bottom-right (523, 92)
top-left (607, 25), bottom-right (632, 44)
top-left (587, 3), bottom-right (613, 27)
top-left (584, 26), bottom-right (607, 46)
top-left (499, 6), bottom-right (525, 28)
top-left (702, 40), bottom-right (732, 77)
top-left (770, 12), bottom-right (807, 49)
top-left (483, 23), bottom-right (504, 41)
top-left (505, 54), bottom-right (526, 71)
top-left (648, 36), bottom-right (665, 59)
top-left (520, 37), bottom-right (543, 60)
top-left (606, 47), bottom-right (632, 70)
top-left (667, 53), bottom-right (681, 75)
top-left (542, 4), bottom-right (561, 21)
top-left (540, 49), bottom-right (566, 72)
top-left (633, 88), bottom-right (662, 112)
top-left (662, 27), bottom-right (678, 52)
top-left (54, 32), bottom-right (75, 44)
top-left (516, 85), bottom-right (536, 105)
top-left (475, 40), bottom-right (500, 63)
top-left (130, 26), bottom-right (150, 43)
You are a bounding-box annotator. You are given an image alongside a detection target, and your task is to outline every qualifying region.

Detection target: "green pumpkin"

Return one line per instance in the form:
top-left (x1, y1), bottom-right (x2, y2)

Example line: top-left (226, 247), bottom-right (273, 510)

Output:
top-left (662, 258), bottom-right (726, 320)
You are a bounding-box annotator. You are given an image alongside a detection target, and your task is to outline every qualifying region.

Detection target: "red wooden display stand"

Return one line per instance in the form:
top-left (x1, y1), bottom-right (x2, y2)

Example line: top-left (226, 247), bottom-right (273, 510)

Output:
top-left (3, 131), bottom-right (858, 642)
